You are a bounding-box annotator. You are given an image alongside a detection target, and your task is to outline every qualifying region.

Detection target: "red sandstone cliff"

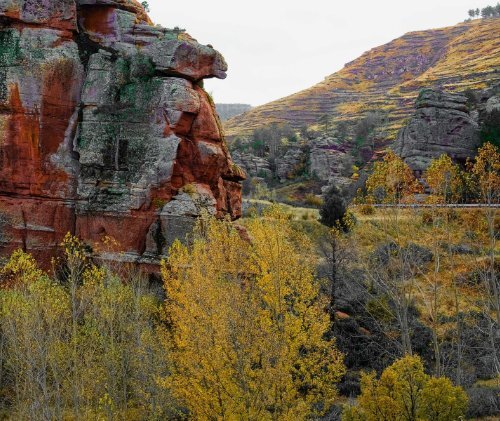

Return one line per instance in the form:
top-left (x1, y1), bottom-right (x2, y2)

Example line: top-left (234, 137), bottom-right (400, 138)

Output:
top-left (0, 0), bottom-right (244, 268)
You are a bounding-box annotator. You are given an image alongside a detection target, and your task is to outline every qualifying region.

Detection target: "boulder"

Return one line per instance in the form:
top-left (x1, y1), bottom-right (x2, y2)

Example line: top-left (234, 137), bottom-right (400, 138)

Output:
top-left (0, 0), bottom-right (244, 270)
top-left (394, 89), bottom-right (480, 172)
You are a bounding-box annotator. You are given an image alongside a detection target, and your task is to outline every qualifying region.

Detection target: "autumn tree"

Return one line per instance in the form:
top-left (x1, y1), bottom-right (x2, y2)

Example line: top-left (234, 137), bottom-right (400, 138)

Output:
top-left (0, 251), bottom-right (71, 420)
top-left (423, 154), bottom-right (470, 380)
top-left (470, 142), bottom-right (500, 374)
top-left (0, 244), bottom-right (173, 419)
top-left (162, 208), bottom-right (345, 420)
top-left (363, 152), bottom-right (423, 355)
top-left (342, 355), bottom-right (468, 421)
top-left (366, 150), bottom-right (422, 204)
top-left (424, 154), bottom-right (465, 204)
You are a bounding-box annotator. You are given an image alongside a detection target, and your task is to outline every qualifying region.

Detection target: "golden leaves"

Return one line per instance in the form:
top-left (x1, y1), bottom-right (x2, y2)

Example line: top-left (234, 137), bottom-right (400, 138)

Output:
top-left (366, 151), bottom-right (422, 203)
top-left (343, 355), bottom-right (468, 421)
top-left (162, 209), bottom-right (345, 420)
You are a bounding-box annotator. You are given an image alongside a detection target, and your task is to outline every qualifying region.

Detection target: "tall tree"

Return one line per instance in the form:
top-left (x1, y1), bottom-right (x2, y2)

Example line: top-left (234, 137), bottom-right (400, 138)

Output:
top-left (162, 208), bottom-right (345, 420)
top-left (471, 142), bottom-right (500, 374)
top-left (424, 155), bottom-right (467, 380)
top-left (364, 152), bottom-right (423, 355)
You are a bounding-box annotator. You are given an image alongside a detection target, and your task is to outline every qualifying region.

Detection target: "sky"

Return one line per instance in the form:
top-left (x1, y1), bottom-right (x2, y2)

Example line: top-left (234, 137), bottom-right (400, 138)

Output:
top-left (147, 0), bottom-right (493, 106)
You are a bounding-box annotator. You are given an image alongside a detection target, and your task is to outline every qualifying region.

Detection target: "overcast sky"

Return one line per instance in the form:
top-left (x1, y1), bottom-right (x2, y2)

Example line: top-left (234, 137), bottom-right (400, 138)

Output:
top-left (147, 0), bottom-right (493, 106)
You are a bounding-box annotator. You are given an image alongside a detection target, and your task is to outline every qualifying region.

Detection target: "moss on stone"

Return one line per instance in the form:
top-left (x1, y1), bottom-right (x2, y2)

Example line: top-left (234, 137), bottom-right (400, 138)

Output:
top-left (0, 29), bottom-right (21, 66)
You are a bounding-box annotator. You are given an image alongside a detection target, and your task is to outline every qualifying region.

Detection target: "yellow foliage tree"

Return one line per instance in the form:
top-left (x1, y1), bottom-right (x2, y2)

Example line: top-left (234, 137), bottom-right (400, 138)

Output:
top-left (424, 154), bottom-right (464, 203)
top-left (342, 355), bottom-right (468, 421)
top-left (162, 208), bottom-right (345, 420)
top-left (366, 151), bottom-right (422, 203)
top-left (471, 142), bottom-right (500, 205)
top-left (0, 245), bottom-right (173, 420)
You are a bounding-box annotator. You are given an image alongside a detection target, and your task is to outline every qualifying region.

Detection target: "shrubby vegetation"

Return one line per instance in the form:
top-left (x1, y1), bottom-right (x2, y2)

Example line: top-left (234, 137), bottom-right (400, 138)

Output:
top-left (0, 210), bottom-right (347, 419)
top-left (0, 240), bottom-right (173, 420)
top-left (329, 143), bottom-right (498, 416)
top-left (343, 355), bottom-right (468, 421)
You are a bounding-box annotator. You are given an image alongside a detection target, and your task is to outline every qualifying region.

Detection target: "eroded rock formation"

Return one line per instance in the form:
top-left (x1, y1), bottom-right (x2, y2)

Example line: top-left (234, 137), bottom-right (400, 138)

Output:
top-left (0, 0), bottom-right (244, 268)
top-left (394, 89), bottom-right (480, 173)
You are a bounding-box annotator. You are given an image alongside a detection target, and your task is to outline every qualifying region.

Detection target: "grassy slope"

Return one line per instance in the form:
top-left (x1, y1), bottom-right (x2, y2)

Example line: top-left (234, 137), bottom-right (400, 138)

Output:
top-left (244, 203), bottom-right (498, 338)
top-left (225, 19), bottom-right (500, 141)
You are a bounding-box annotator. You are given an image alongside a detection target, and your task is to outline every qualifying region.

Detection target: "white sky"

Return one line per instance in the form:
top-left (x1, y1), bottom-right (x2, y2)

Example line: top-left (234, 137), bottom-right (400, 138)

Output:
top-left (147, 0), bottom-right (494, 106)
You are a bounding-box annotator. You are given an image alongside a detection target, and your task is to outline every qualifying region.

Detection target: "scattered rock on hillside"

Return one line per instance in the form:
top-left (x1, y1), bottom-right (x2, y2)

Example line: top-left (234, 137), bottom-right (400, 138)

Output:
top-left (393, 89), bottom-right (480, 172)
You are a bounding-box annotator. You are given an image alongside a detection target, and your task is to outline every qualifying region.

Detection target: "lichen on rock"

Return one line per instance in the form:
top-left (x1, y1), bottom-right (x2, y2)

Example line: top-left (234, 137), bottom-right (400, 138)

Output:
top-left (393, 89), bottom-right (480, 172)
top-left (0, 0), bottom-right (244, 269)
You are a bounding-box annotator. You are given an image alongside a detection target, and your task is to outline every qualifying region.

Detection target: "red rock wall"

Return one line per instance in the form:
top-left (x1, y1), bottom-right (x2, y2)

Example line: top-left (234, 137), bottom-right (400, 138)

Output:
top-left (0, 0), bottom-right (244, 269)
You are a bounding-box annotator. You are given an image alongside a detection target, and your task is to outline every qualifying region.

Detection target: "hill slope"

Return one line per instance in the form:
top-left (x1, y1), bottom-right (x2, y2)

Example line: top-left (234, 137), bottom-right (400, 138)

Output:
top-left (225, 19), bottom-right (500, 139)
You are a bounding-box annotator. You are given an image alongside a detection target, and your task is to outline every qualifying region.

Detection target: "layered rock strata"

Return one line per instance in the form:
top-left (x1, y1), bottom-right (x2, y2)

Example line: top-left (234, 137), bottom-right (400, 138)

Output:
top-left (0, 0), bottom-right (244, 268)
top-left (394, 89), bottom-right (480, 172)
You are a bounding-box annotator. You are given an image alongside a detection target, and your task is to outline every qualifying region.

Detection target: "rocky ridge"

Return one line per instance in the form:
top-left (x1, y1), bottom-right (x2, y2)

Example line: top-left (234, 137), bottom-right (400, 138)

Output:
top-left (0, 0), bottom-right (244, 268)
top-left (233, 85), bottom-right (498, 202)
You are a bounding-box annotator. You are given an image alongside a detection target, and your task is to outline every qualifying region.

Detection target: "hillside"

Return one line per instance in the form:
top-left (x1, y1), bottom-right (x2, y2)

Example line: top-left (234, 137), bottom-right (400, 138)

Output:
top-left (224, 18), bottom-right (500, 140)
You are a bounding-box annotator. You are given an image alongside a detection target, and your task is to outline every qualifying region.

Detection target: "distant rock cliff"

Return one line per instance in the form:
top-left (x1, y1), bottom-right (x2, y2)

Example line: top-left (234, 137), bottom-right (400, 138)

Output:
top-left (0, 0), bottom-right (244, 268)
top-left (216, 103), bottom-right (252, 121)
top-left (393, 89), bottom-right (480, 172)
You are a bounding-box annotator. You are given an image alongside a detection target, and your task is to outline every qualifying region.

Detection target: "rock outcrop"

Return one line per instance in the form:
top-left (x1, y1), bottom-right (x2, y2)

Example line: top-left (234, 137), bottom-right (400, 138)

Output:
top-left (232, 151), bottom-right (273, 179)
top-left (393, 89), bottom-right (480, 172)
top-left (275, 148), bottom-right (304, 182)
top-left (0, 0), bottom-right (244, 268)
top-left (309, 137), bottom-right (354, 188)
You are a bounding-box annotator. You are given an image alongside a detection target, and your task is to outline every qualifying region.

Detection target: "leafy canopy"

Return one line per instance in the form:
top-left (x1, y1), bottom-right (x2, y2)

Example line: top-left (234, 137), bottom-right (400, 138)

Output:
top-left (366, 151), bottom-right (422, 203)
top-left (162, 207), bottom-right (345, 420)
top-left (342, 355), bottom-right (468, 421)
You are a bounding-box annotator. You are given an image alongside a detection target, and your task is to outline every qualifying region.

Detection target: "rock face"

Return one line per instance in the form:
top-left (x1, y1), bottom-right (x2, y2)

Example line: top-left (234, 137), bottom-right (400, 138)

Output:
top-left (275, 148), bottom-right (304, 182)
top-left (394, 89), bottom-right (480, 172)
top-left (0, 0), bottom-right (244, 268)
top-left (232, 151), bottom-right (273, 179)
top-left (309, 137), bottom-right (354, 188)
